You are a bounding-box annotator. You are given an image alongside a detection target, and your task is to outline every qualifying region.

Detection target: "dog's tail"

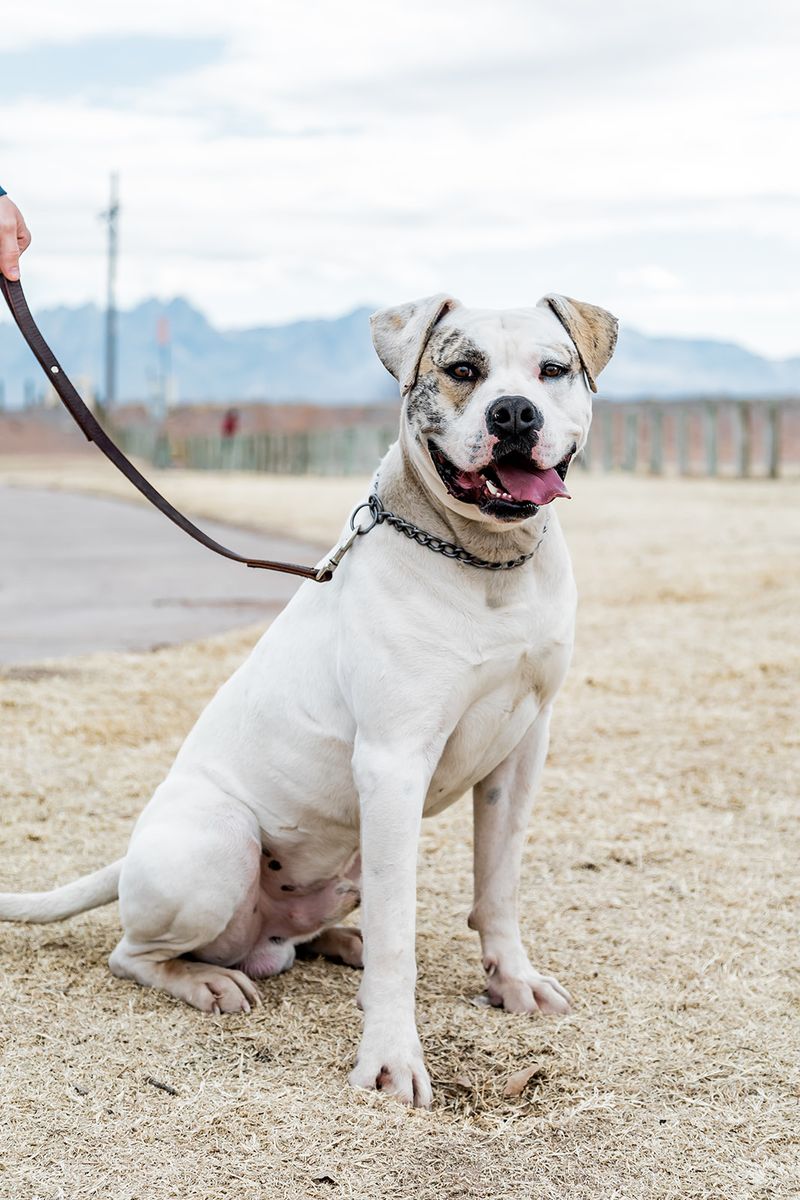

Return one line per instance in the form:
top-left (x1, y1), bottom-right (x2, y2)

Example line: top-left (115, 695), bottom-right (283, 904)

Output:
top-left (0, 859), bottom-right (123, 923)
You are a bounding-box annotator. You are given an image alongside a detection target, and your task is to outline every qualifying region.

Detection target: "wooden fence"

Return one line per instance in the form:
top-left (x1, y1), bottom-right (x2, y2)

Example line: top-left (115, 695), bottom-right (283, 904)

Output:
top-left (116, 423), bottom-right (398, 476)
top-left (584, 399), bottom-right (799, 477)
top-left (115, 398), bottom-right (800, 479)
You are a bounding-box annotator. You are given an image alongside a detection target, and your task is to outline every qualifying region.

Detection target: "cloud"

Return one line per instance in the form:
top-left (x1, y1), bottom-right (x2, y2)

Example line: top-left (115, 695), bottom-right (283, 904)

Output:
top-left (618, 267), bottom-right (682, 292)
top-left (0, 36), bottom-right (226, 103)
top-left (1, 0), bottom-right (799, 355)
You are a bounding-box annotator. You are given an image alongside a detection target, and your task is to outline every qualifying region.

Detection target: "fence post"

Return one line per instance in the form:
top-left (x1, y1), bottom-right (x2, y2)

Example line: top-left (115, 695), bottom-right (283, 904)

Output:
top-left (153, 432), bottom-right (171, 469)
top-left (310, 430), bottom-right (319, 474)
top-left (649, 406), bottom-right (663, 474)
top-left (677, 407), bottom-right (690, 475)
top-left (602, 407), bottom-right (614, 471)
top-left (735, 402), bottom-right (751, 477)
top-left (766, 404), bottom-right (781, 479)
top-left (623, 410), bottom-right (638, 471)
top-left (345, 428), bottom-right (355, 474)
top-left (704, 403), bottom-right (718, 477)
top-left (325, 429), bottom-right (339, 475)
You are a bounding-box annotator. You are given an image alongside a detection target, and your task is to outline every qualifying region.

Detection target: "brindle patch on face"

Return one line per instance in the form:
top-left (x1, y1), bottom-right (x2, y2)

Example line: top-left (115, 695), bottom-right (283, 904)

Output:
top-left (406, 370), bottom-right (446, 435)
top-left (422, 326), bottom-right (491, 411)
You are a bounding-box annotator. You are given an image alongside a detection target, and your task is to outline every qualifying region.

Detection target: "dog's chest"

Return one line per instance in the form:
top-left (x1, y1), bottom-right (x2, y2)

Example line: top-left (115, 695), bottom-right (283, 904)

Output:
top-left (424, 608), bottom-right (571, 815)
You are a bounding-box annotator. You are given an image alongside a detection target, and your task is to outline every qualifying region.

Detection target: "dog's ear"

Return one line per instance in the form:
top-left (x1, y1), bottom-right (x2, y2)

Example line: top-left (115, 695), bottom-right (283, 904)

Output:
top-left (370, 294), bottom-right (461, 395)
top-left (537, 294), bottom-right (618, 394)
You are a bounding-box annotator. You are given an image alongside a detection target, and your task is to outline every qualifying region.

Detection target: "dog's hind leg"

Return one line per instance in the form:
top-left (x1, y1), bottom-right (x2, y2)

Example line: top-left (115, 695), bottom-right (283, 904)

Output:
top-left (109, 786), bottom-right (267, 1014)
top-left (298, 926), bottom-right (364, 968)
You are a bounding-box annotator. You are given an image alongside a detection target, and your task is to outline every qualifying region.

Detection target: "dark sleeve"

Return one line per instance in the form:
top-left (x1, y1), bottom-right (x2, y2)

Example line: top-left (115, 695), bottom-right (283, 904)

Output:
top-left (0, 186), bottom-right (6, 197)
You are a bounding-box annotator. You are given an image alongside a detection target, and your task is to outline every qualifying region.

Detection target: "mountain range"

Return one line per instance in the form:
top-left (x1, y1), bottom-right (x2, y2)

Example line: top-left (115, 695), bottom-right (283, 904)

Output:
top-left (2, 296), bottom-right (799, 410)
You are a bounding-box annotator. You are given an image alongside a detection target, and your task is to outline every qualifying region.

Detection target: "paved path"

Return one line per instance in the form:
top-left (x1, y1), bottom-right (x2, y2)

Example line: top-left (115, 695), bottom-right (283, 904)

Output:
top-left (0, 487), bottom-right (323, 665)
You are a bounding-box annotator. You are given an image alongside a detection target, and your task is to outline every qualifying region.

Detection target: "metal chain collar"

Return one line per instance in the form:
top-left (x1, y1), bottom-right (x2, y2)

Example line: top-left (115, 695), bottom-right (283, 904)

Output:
top-left (352, 494), bottom-right (546, 573)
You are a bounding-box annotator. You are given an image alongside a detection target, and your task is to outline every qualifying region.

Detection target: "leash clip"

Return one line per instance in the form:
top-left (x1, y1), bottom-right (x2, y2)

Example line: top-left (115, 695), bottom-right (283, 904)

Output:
top-left (314, 495), bottom-right (384, 581)
top-left (315, 526), bottom-right (360, 581)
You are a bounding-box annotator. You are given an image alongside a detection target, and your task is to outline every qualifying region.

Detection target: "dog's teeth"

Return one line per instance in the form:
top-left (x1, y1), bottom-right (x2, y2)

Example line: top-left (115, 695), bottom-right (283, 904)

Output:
top-left (484, 477), bottom-right (517, 502)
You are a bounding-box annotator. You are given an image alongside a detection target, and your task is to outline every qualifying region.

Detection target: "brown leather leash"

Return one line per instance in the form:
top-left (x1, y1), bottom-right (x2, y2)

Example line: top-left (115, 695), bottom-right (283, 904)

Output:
top-left (0, 273), bottom-right (332, 581)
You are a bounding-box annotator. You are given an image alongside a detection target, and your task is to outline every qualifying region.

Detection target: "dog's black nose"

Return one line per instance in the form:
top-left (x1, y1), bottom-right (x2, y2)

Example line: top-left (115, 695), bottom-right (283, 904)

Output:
top-left (486, 395), bottom-right (544, 439)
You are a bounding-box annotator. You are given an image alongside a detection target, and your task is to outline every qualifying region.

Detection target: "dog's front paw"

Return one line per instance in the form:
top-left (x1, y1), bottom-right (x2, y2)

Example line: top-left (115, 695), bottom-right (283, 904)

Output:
top-left (485, 965), bottom-right (572, 1015)
top-left (349, 1020), bottom-right (432, 1108)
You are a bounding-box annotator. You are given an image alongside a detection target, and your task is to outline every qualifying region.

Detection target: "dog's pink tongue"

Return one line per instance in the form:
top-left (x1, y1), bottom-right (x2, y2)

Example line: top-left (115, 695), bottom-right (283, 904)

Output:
top-left (495, 463), bottom-right (571, 505)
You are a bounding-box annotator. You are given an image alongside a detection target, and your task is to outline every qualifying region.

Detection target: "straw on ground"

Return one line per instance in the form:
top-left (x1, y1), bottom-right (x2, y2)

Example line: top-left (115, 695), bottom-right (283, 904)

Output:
top-left (0, 458), bottom-right (797, 1199)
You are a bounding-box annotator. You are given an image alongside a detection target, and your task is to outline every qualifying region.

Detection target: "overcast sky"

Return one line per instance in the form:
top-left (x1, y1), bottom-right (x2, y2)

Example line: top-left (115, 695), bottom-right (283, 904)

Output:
top-left (2, 0), bottom-right (799, 355)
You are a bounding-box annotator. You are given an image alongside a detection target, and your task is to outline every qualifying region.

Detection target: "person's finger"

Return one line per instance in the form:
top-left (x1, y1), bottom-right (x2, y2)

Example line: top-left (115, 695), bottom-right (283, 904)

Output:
top-left (18, 224), bottom-right (32, 253)
top-left (0, 222), bottom-right (21, 279)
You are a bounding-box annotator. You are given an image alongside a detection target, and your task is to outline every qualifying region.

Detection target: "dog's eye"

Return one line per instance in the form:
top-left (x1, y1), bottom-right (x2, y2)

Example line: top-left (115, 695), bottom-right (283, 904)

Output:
top-left (447, 362), bottom-right (477, 382)
top-left (541, 362), bottom-right (569, 379)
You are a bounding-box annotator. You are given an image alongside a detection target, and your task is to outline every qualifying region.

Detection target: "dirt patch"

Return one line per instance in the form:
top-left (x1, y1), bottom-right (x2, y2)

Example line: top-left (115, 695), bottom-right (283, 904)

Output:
top-left (0, 465), bottom-right (798, 1199)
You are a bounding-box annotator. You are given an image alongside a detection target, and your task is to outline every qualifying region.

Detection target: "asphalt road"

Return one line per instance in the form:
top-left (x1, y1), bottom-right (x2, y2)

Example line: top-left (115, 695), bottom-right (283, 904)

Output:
top-left (0, 486), bottom-right (323, 665)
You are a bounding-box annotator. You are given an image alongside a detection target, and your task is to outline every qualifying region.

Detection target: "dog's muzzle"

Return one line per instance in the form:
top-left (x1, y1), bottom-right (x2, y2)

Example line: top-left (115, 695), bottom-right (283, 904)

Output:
top-left (428, 439), bottom-right (575, 519)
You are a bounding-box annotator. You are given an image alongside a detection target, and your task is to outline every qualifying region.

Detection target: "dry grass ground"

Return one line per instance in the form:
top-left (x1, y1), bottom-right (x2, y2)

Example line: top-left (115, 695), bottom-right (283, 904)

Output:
top-left (0, 457), bottom-right (798, 1199)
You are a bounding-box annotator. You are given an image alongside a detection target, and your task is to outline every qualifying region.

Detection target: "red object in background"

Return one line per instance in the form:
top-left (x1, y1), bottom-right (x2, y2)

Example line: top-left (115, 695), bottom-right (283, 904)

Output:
top-left (221, 407), bottom-right (240, 438)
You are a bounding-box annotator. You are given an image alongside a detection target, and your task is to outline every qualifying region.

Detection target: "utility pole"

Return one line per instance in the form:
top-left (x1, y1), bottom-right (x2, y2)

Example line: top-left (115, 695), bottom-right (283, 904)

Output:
top-left (100, 172), bottom-right (120, 409)
top-left (155, 314), bottom-right (171, 422)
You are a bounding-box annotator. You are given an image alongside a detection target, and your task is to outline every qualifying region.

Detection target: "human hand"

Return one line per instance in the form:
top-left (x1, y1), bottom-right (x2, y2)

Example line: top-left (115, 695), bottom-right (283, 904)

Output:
top-left (0, 195), bottom-right (32, 280)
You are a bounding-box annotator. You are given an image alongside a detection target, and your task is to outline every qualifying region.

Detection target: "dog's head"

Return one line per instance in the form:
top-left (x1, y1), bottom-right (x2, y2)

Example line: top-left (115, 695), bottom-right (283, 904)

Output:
top-left (371, 294), bottom-right (617, 524)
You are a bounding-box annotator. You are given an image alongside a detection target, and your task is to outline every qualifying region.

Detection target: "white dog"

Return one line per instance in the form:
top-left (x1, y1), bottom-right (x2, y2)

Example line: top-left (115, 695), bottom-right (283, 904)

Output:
top-left (0, 292), bottom-right (617, 1107)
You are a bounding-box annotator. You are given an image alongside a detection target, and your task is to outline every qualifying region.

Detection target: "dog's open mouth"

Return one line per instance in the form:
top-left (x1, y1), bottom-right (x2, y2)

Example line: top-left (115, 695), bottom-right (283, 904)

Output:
top-left (428, 441), bottom-right (575, 520)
